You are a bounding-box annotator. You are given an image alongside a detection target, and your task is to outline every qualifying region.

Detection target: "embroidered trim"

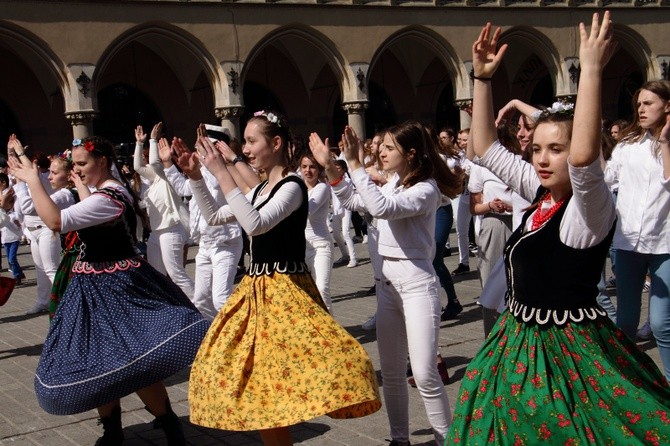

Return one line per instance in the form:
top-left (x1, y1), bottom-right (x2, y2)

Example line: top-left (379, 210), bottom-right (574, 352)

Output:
top-left (247, 261), bottom-right (309, 276)
top-left (507, 295), bottom-right (607, 326)
top-left (72, 257), bottom-right (143, 275)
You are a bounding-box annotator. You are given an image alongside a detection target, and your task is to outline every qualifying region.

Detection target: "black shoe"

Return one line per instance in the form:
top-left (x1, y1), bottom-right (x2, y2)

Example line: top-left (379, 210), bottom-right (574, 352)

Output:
top-left (441, 300), bottom-right (463, 321)
top-left (148, 400), bottom-right (186, 446)
top-left (443, 247), bottom-right (452, 257)
top-left (451, 263), bottom-right (470, 276)
top-left (365, 284), bottom-right (376, 296)
top-left (95, 406), bottom-right (124, 446)
top-left (388, 441), bottom-right (411, 446)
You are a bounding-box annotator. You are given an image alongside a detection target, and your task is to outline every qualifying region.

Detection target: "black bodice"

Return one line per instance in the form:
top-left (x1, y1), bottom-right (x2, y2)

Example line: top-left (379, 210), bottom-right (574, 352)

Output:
top-left (503, 187), bottom-right (615, 326)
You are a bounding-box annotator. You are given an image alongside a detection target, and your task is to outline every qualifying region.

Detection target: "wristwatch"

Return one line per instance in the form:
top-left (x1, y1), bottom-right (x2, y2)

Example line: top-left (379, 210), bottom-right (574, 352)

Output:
top-left (230, 155), bottom-right (244, 165)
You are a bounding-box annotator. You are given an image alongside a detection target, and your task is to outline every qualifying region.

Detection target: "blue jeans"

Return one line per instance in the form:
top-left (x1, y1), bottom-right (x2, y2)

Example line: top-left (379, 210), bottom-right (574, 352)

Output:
top-left (615, 249), bottom-right (670, 380)
top-left (3, 241), bottom-right (22, 279)
top-left (433, 204), bottom-right (458, 303)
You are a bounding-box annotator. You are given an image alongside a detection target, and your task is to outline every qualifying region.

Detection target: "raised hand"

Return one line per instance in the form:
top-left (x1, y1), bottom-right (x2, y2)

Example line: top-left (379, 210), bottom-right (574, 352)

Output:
top-left (197, 136), bottom-right (228, 177)
top-left (7, 134), bottom-right (24, 156)
top-left (214, 140), bottom-right (237, 163)
top-left (171, 137), bottom-right (202, 180)
top-left (341, 126), bottom-right (364, 169)
top-left (472, 23), bottom-right (507, 79)
top-left (578, 11), bottom-right (616, 73)
top-left (7, 154), bottom-right (40, 185)
top-left (135, 125), bottom-right (146, 144)
top-left (0, 188), bottom-right (15, 211)
top-left (151, 122), bottom-right (163, 140)
top-left (308, 132), bottom-right (332, 169)
top-left (158, 137), bottom-right (173, 164)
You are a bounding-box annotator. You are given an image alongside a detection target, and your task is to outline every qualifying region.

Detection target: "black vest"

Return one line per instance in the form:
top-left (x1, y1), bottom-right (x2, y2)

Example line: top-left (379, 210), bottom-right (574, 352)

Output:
top-left (76, 187), bottom-right (138, 263)
top-left (504, 187), bottom-right (615, 326)
top-left (247, 175), bottom-right (309, 276)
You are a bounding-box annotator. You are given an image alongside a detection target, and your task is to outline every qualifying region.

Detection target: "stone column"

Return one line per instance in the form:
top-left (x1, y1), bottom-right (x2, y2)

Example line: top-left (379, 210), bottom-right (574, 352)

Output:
top-left (215, 106), bottom-right (245, 142)
top-left (342, 101), bottom-right (368, 141)
top-left (65, 111), bottom-right (97, 140)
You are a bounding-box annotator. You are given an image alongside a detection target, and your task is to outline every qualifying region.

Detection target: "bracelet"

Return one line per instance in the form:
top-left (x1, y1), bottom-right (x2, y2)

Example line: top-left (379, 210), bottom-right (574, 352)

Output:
top-left (659, 139), bottom-right (669, 144)
top-left (15, 152), bottom-right (24, 157)
top-left (329, 175), bottom-right (345, 187)
top-left (473, 75), bottom-right (492, 81)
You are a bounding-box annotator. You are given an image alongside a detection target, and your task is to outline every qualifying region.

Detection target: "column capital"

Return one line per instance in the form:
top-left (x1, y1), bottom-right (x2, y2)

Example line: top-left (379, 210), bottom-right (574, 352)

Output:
top-left (215, 106), bottom-right (245, 120)
top-left (65, 111), bottom-right (97, 126)
top-left (342, 101), bottom-right (368, 114)
top-left (454, 99), bottom-right (473, 111)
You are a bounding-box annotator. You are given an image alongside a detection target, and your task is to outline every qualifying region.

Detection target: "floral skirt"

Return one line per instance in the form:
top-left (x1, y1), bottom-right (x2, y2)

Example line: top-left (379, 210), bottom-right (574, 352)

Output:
top-left (446, 311), bottom-right (670, 445)
top-left (48, 247), bottom-right (79, 320)
top-left (189, 271), bottom-right (381, 431)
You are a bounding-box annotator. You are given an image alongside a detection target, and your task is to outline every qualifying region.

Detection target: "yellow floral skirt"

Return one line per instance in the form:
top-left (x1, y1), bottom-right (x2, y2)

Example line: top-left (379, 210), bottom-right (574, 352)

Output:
top-left (188, 271), bottom-right (381, 431)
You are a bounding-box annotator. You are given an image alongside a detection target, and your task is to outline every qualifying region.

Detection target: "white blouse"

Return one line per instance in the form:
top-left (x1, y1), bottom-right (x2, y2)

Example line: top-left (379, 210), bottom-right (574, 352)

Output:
top-left (61, 183), bottom-right (130, 233)
top-left (605, 132), bottom-right (670, 254)
top-left (477, 141), bottom-right (615, 249)
top-left (305, 182), bottom-right (331, 242)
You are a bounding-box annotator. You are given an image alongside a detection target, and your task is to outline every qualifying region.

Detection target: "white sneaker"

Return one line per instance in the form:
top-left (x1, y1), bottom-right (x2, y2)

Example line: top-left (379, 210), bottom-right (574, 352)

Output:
top-left (25, 304), bottom-right (48, 315)
top-left (361, 314), bottom-right (376, 331)
top-left (362, 235), bottom-right (368, 244)
top-left (637, 320), bottom-right (653, 341)
top-left (347, 259), bottom-right (358, 268)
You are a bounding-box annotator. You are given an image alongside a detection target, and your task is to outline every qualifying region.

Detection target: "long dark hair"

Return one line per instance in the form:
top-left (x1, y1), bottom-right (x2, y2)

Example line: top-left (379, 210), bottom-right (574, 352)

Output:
top-left (386, 121), bottom-right (462, 198)
top-left (620, 80), bottom-right (670, 152)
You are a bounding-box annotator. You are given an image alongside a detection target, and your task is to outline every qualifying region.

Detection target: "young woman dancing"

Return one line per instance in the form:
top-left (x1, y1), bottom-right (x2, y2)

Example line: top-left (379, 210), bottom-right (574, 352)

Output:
top-left (310, 121), bottom-right (462, 446)
top-left (446, 12), bottom-right (670, 444)
top-left (10, 137), bottom-right (208, 446)
top-left (179, 111), bottom-right (380, 446)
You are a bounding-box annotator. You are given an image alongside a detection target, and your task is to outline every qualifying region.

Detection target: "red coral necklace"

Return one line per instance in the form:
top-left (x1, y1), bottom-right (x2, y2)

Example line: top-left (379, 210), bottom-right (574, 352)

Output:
top-left (531, 192), bottom-right (570, 230)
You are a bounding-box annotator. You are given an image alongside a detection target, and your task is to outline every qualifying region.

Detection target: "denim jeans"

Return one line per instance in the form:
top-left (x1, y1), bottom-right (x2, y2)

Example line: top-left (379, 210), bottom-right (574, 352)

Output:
top-left (615, 249), bottom-right (670, 380)
top-left (433, 204), bottom-right (458, 303)
top-left (3, 241), bottom-right (22, 279)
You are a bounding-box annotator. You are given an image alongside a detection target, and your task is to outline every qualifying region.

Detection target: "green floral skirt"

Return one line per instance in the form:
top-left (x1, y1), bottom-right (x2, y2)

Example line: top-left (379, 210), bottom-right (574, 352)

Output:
top-left (446, 311), bottom-right (670, 445)
top-left (48, 237), bottom-right (80, 321)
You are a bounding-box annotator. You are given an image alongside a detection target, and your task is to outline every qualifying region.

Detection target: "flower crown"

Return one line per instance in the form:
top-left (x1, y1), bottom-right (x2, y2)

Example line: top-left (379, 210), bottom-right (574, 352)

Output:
top-left (58, 149), bottom-right (73, 163)
top-left (253, 110), bottom-right (281, 127)
top-left (539, 101), bottom-right (575, 119)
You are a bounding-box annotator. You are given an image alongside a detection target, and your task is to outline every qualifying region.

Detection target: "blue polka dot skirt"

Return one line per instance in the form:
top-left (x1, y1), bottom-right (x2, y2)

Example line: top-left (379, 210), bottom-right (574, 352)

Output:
top-left (34, 257), bottom-right (209, 415)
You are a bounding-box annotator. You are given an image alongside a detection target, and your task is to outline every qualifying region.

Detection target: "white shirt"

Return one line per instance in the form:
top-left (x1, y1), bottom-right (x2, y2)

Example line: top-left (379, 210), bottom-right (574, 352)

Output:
top-left (305, 182), bottom-right (331, 242)
top-left (477, 141), bottom-right (615, 249)
top-left (333, 168), bottom-right (441, 260)
top-left (16, 182), bottom-right (76, 228)
top-left (163, 165), bottom-right (241, 245)
top-left (134, 140), bottom-right (189, 232)
top-left (605, 132), bottom-right (670, 254)
top-left (61, 183), bottom-right (131, 233)
top-left (468, 164), bottom-right (513, 215)
top-left (190, 174), bottom-right (303, 237)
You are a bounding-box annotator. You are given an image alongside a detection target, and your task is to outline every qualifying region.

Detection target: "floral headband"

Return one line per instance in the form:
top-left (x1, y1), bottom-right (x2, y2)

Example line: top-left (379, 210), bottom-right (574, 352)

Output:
top-left (538, 101), bottom-right (575, 120)
top-left (58, 149), bottom-right (73, 162)
top-left (72, 139), bottom-right (97, 153)
top-left (253, 110), bottom-right (281, 127)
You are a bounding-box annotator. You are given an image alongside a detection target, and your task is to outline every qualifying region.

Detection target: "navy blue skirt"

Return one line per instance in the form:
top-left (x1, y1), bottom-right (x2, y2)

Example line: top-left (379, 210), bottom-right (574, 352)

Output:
top-left (35, 257), bottom-right (209, 415)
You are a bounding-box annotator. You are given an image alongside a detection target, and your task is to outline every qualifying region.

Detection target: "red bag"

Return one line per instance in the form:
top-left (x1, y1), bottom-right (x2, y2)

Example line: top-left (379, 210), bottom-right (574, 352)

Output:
top-left (0, 276), bottom-right (16, 306)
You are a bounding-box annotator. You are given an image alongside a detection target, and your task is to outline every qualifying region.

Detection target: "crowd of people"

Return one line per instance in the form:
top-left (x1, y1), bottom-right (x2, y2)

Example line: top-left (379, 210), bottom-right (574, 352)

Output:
top-left (1, 10), bottom-right (669, 446)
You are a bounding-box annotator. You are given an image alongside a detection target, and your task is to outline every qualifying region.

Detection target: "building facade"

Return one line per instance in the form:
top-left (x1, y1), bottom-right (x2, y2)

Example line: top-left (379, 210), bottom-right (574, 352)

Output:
top-left (1, 0), bottom-right (669, 151)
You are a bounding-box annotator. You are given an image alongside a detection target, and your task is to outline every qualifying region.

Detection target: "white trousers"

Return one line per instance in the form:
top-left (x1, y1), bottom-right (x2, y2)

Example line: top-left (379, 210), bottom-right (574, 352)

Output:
top-left (377, 258), bottom-right (452, 445)
top-left (28, 227), bottom-right (61, 309)
top-left (455, 193), bottom-right (472, 266)
top-left (192, 235), bottom-right (243, 321)
top-left (305, 238), bottom-right (334, 312)
top-left (147, 225), bottom-right (195, 300)
top-left (331, 210), bottom-right (357, 261)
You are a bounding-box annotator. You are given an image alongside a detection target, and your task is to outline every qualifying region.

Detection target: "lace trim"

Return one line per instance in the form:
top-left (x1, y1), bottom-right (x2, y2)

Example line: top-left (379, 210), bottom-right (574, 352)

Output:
top-left (507, 295), bottom-right (607, 326)
top-left (247, 261), bottom-right (309, 276)
top-left (72, 257), bottom-right (143, 275)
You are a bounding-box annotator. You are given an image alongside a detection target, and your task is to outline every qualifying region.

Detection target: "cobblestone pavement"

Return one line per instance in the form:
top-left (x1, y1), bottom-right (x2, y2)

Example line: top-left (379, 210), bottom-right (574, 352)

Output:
top-left (0, 239), bottom-right (659, 445)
